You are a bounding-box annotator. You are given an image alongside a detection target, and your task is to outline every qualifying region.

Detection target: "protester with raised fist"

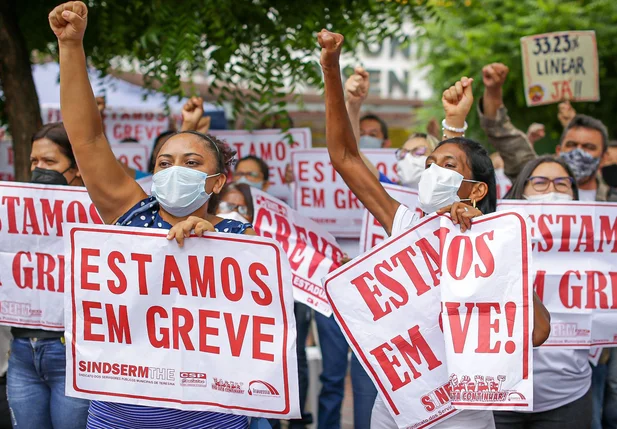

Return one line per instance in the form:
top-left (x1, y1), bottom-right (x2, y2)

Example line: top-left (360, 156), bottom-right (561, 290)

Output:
top-left (49, 2), bottom-right (261, 427)
top-left (318, 28), bottom-right (550, 428)
top-left (6, 122), bottom-right (90, 429)
top-left (479, 62), bottom-right (609, 201)
top-left (344, 66), bottom-right (438, 187)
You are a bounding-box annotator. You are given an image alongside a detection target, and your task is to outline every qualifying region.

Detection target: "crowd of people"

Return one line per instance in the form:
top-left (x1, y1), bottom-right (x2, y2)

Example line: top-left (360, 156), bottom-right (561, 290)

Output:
top-left (0, 2), bottom-right (616, 429)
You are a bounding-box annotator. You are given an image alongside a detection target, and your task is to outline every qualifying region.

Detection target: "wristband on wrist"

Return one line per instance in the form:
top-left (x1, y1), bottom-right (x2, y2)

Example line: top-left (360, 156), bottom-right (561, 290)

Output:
top-left (442, 119), bottom-right (468, 133)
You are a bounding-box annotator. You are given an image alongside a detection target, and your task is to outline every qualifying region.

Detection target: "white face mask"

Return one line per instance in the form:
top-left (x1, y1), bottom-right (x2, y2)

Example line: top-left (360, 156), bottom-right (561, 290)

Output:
top-left (418, 163), bottom-right (477, 214)
top-left (151, 166), bottom-right (220, 217)
top-left (396, 155), bottom-right (427, 187)
top-left (217, 210), bottom-right (250, 224)
top-left (524, 192), bottom-right (573, 202)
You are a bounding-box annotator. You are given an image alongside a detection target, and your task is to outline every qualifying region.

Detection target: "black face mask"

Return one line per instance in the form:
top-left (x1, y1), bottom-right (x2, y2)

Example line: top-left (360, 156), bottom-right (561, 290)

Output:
top-left (31, 167), bottom-right (71, 185)
top-left (602, 164), bottom-right (617, 188)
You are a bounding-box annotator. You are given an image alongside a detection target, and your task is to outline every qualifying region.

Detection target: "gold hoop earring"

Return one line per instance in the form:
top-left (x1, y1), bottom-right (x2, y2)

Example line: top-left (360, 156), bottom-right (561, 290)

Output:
top-left (472, 199), bottom-right (477, 209)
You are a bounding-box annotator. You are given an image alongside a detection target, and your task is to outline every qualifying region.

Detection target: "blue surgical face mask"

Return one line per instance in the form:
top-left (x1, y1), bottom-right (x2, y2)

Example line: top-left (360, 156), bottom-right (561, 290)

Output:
top-left (359, 135), bottom-right (384, 149)
top-left (235, 176), bottom-right (264, 190)
top-left (151, 166), bottom-right (220, 217)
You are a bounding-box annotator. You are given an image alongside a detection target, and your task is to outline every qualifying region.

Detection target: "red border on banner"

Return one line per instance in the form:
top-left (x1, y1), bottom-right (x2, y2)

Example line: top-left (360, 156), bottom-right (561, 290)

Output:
top-left (290, 149), bottom-right (397, 237)
top-left (324, 211), bottom-right (532, 416)
top-left (0, 182), bottom-right (90, 193)
top-left (361, 185), bottom-right (418, 253)
top-left (69, 227), bottom-right (292, 415)
top-left (499, 200), bottom-right (617, 349)
top-left (0, 182), bottom-right (96, 330)
top-left (521, 31), bottom-right (599, 106)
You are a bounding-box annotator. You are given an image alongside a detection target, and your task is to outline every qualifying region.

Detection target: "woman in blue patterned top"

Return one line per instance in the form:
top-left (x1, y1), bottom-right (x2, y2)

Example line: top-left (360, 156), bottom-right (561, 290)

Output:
top-left (49, 2), bottom-right (260, 427)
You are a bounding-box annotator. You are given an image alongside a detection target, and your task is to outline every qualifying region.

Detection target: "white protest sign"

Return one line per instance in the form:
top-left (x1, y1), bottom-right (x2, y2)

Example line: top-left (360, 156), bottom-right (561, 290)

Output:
top-left (292, 149), bottom-right (363, 238)
top-left (65, 225), bottom-right (299, 418)
top-left (0, 182), bottom-right (103, 329)
top-left (211, 128), bottom-right (311, 202)
top-left (324, 214), bottom-right (459, 428)
top-left (251, 188), bottom-right (343, 316)
top-left (498, 201), bottom-right (617, 348)
top-left (0, 141), bottom-right (14, 181)
top-left (111, 143), bottom-right (150, 172)
top-left (42, 106), bottom-right (167, 159)
top-left (324, 211), bottom-right (535, 427)
top-left (364, 149), bottom-right (399, 183)
top-left (441, 211), bottom-right (533, 411)
top-left (359, 184), bottom-right (419, 253)
top-left (521, 31), bottom-right (599, 106)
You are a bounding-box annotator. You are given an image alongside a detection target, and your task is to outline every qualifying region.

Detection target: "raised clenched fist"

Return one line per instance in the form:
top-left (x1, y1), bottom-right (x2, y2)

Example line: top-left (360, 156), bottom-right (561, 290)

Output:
top-left (527, 123), bottom-right (546, 145)
top-left (318, 29), bottom-right (344, 70)
top-left (442, 77), bottom-right (474, 121)
top-left (181, 97), bottom-right (205, 126)
top-left (345, 67), bottom-right (370, 106)
top-left (558, 100), bottom-right (577, 128)
top-left (482, 63), bottom-right (509, 91)
top-left (49, 1), bottom-right (88, 44)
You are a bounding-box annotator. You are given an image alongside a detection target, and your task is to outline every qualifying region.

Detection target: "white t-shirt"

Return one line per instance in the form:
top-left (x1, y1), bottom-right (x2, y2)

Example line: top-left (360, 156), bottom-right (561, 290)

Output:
top-left (530, 348), bottom-right (590, 412)
top-left (370, 204), bottom-right (495, 428)
top-left (372, 396), bottom-right (495, 429)
top-left (578, 188), bottom-right (596, 201)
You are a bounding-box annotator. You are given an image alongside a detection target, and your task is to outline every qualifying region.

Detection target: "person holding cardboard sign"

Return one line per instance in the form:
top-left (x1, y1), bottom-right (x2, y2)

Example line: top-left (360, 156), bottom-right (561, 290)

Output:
top-left (478, 62), bottom-right (609, 202)
top-left (6, 122), bottom-right (91, 429)
top-left (49, 2), bottom-right (263, 428)
top-left (318, 29), bottom-right (551, 428)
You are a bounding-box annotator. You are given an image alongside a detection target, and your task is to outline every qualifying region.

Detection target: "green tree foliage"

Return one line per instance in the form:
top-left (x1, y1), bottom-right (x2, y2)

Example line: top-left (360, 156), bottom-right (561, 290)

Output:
top-left (13, 0), bottom-right (432, 123)
top-left (416, 0), bottom-right (617, 153)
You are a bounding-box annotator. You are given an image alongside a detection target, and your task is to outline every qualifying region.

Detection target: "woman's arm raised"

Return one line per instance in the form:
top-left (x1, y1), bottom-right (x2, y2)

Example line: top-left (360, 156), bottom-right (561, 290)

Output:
top-left (50, 2), bottom-right (145, 224)
top-left (318, 30), bottom-right (399, 235)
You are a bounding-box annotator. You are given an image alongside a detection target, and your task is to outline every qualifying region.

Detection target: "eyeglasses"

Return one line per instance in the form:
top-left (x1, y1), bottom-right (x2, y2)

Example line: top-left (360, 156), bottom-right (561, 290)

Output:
top-left (217, 202), bottom-right (249, 216)
top-left (233, 171), bottom-right (262, 180)
top-left (395, 146), bottom-right (428, 161)
top-left (526, 176), bottom-right (574, 193)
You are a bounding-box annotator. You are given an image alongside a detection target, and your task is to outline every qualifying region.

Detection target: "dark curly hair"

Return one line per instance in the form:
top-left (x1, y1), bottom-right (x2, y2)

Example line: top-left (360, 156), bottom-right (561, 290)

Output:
top-left (435, 137), bottom-right (497, 215)
top-left (163, 131), bottom-right (236, 175)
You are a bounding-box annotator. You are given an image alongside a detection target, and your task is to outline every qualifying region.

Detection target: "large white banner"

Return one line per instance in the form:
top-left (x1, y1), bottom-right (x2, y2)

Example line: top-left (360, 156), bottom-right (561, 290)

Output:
top-left (65, 224), bottom-right (299, 418)
top-left (441, 211), bottom-right (533, 410)
top-left (366, 148), bottom-right (399, 183)
top-left (359, 184), bottom-right (419, 253)
top-left (291, 148), bottom-right (398, 238)
top-left (251, 188), bottom-right (343, 316)
top-left (42, 106), bottom-right (168, 157)
top-left (0, 182), bottom-right (102, 329)
top-left (498, 201), bottom-right (617, 348)
top-left (211, 128), bottom-right (311, 202)
top-left (323, 212), bottom-right (533, 428)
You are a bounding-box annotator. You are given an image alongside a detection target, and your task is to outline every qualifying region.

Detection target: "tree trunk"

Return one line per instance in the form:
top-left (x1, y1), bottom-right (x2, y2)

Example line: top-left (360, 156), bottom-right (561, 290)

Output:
top-left (0, 1), bottom-right (42, 182)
